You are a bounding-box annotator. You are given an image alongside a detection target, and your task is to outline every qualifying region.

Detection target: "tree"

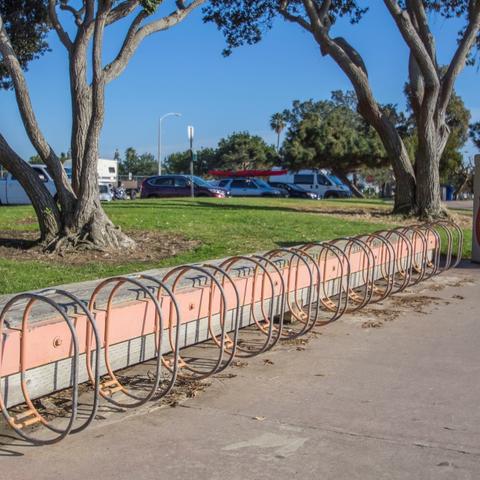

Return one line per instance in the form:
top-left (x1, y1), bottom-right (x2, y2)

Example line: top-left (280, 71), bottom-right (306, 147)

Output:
top-left (0, 0), bottom-right (204, 250)
top-left (281, 94), bottom-right (388, 197)
top-left (204, 1), bottom-right (480, 218)
top-left (270, 112), bottom-right (286, 151)
top-left (470, 121), bottom-right (480, 149)
top-left (166, 147), bottom-right (218, 175)
top-left (215, 132), bottom-right (278, 170)
top-left (30, 151), bottom-right (70, 165)
top-left (118, 147), bottom-right (157, 176)
top-left (29, 154), bottom-right (43, 164)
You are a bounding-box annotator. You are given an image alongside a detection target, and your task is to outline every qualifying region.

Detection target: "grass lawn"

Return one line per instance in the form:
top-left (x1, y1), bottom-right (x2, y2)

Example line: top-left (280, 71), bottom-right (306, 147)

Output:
top-left (0, 197), bottom-right (472, 294)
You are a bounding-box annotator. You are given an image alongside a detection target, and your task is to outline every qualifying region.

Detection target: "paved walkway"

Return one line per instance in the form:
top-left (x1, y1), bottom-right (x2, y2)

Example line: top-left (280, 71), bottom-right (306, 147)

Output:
top-left (2, 263), bottom-right (480, 480)
top-left (445, 200), bottom-right (474, 211)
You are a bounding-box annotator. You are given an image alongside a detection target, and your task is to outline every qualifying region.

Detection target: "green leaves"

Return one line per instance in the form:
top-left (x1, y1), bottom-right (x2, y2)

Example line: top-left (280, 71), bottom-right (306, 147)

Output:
top-left (140, 0), bottom-right (162, 15)
top-left (281, 92), bottom-right (387, 173)
top-left (203, 1), bottom-right (368, 56)
top-left (0, 0), bottom-right (50, 89)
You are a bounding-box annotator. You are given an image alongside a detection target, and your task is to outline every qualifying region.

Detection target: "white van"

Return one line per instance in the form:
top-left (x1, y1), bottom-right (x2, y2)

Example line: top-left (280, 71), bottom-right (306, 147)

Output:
top-left (269, 169), bottom-right (351, 199)
top-left (63, 158), bottom-right (118, 186)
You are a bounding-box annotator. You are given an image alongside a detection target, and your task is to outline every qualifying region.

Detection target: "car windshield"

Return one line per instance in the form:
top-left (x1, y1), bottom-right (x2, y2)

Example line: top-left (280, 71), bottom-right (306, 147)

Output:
top-left (329, 175), bottom-right (344, 186)
top-left (254, 179), bottom-right (271, 189)
top-left (190, 176), bottom-right (210, 187)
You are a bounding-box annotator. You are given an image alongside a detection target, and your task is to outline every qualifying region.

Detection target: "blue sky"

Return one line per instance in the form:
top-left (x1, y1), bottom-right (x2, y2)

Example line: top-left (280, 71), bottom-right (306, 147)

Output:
top-left (1, 3), bottom-right (479, 162)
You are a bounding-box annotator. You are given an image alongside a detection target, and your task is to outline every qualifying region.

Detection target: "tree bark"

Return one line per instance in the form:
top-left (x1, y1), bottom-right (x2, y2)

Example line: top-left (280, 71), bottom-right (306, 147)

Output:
top-left (0, 134), bottom-right (61, 242)
top-left (414, 118), bottom-right (445, 218)
top-left (69, 27), bottom-right (93, 195)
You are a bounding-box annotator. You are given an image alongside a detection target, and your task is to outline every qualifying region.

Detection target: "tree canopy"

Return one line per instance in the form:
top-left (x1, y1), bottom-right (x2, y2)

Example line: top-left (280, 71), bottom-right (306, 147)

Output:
top-left (166, 132), bottom-right (278, 174)
top-left (0, 0), bottom-right (49, 89)
top-left (216, 131), bottom-right (278, 170)
top-left (118, 148), bottom-right (158, 176)
top-left (280, 93), bottom-right (387, 180)
top-left (166, 147), bottom-right (218, 175)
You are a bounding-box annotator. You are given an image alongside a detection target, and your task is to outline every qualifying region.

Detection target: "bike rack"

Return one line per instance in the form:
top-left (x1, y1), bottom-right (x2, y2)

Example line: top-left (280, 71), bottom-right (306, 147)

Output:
top-left (0, 221), bottom-right (464, 444)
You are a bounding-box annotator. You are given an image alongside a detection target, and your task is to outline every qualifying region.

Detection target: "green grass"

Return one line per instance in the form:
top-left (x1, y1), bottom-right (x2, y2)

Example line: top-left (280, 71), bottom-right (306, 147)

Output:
top-left (0, 197), bottom-right (472, 294)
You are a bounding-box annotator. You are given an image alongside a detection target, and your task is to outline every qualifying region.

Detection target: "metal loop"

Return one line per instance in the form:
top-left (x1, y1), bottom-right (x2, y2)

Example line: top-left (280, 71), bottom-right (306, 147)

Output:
top-left (87, 276), bottom-right (165, 408)
top-left (160, 265), bottom-right (231, 379)
top-left (0, 293), bottom-right (80, 445)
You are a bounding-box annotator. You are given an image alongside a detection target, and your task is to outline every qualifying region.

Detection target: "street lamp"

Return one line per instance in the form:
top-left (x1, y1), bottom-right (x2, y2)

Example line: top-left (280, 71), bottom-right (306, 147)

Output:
top-left (188, 125), bottom-right (195, 198)
top-left (157, 112), bottom-right (181, 175)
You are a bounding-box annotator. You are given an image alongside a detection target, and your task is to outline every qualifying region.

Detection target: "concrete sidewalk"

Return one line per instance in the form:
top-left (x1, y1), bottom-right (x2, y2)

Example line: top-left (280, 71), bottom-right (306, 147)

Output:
top-left (2, 264), bottom-right (480, 480)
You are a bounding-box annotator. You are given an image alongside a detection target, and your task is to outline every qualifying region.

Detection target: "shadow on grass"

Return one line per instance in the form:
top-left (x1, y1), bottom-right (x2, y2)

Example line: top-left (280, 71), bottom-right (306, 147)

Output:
top-left (0, 233), bottom-right (39, 251)
top-left (107, 199), bottom-right (395, 219)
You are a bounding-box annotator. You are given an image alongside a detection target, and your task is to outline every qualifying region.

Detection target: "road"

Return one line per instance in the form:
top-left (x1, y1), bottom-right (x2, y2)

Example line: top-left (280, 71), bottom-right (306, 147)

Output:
top-left (1, 263), bottom-right (480, 479)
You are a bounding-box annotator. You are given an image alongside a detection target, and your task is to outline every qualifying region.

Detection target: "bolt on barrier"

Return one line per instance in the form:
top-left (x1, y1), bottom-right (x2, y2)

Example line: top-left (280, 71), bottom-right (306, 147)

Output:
top-left (0, 221), bottom-right (463, 445)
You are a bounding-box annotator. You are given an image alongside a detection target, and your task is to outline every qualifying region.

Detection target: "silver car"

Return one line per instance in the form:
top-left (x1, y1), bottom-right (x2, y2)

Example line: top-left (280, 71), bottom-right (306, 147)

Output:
top-left (216, 178), bottom-right (283, 197)
top-left (99, 184), bottom-right (113, 202)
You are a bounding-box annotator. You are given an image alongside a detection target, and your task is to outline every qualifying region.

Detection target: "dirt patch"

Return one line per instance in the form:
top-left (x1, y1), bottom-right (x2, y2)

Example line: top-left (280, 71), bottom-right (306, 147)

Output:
top-left (355, 293), bottom-right (452, 329)
top-left (0, 230), bottom-right (200, 265)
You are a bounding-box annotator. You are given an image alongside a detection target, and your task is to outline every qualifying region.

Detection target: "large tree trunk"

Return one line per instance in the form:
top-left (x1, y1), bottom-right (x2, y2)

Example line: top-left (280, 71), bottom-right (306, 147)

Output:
top-left (63, 149), bottom-right (135, 251)
top-left (414, 121), bottom-right (445, 218)
top-left (0, 134), bottom-right (61, 242)
top-left (356, 100), bottom-right (416, 213)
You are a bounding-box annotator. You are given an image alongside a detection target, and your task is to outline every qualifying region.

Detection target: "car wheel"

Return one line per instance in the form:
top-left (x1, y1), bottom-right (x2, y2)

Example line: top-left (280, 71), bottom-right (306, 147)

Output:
top-left (324, 192), bottom-right (339, 199)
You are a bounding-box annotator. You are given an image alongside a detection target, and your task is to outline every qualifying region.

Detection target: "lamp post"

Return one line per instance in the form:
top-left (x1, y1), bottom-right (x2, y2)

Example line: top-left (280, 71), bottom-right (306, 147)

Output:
top-left (188, 125), bottom-right (195, 198)
top-left (157, 112), bottom-right (181, 175)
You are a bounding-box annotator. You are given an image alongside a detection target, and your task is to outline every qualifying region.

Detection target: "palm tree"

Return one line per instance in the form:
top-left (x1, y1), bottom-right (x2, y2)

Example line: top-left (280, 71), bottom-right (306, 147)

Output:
top-left (270, 112), bottom-right (286, 152)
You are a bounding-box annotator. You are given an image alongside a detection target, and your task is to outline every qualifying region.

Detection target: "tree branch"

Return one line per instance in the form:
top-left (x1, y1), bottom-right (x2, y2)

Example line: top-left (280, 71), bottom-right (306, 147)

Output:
top-left (48, 0), bottom-right (73, 50)
top-left (104, 0), bottom-right (205, 83)
top-left (107, 0), bottom-right (141, 25)
top-left (438, 1), bottom-right (480, 117)
top-left (0, 13), bottom-right (76, 209)
top-left (0, 134), bottom-right (61, 240)
top-left (406, 0), bottom-right (436, 64)
top-left (383, 0), bottom-right (438, 89)
top-left (279, 3), bottom-right (313, 32)
top-left (59, 1), bottom-right (85, 26)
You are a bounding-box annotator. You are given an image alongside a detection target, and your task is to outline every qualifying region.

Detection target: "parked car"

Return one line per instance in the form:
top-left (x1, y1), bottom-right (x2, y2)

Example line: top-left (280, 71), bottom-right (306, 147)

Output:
top-left (140, 175), bottom-right (229, 198)
top-left (268, 182), bottom-right (318, 200)
top-left (216, 178), bottom-right (283, 197)
top-left (269, 169), bottom-right (351, 199)
top-left (99, 184), bottom-right (113, 202)
top-left (0, 165), bottom-right (57, 205)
